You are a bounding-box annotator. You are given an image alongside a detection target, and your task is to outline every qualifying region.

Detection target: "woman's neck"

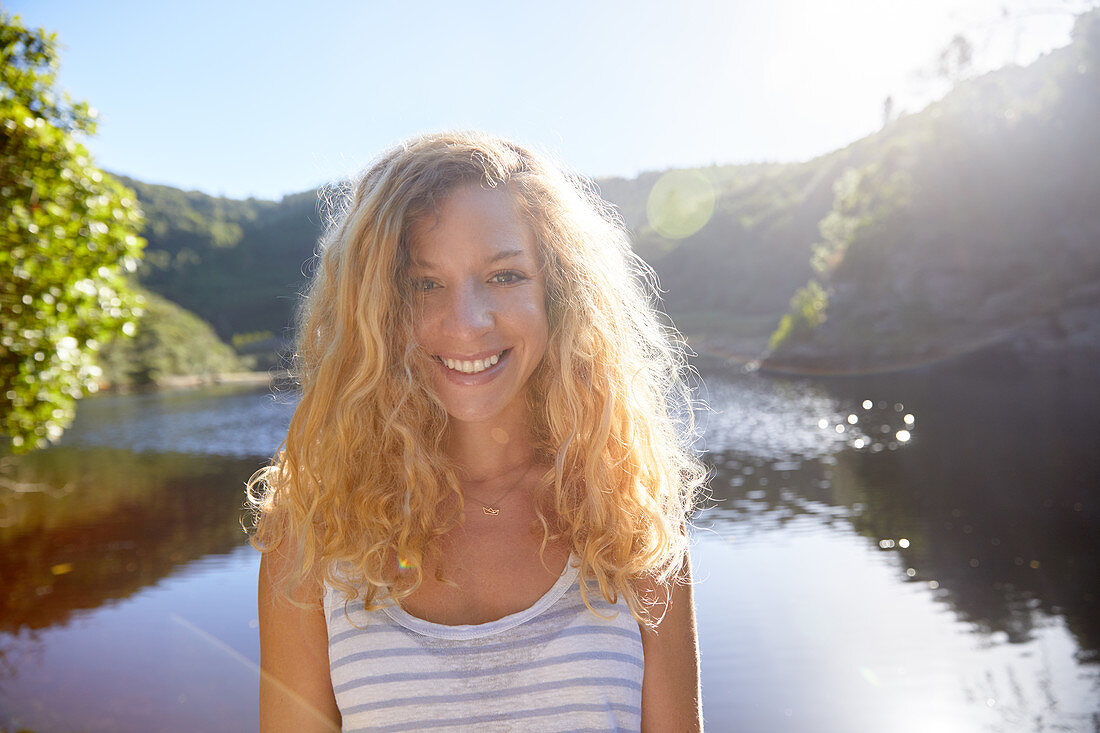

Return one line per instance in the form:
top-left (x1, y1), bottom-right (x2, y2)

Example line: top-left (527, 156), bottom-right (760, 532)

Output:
top-left (444, 411), bottom-right (537, 484)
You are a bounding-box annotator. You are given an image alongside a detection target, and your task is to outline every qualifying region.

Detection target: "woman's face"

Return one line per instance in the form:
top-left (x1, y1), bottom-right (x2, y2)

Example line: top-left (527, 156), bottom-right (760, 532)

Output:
top-left (407, 183), bottom-right (549, 427)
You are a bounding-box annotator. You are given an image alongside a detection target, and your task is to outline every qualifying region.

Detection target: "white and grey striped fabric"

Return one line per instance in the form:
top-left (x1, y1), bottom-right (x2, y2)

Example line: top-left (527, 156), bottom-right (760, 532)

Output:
top-left (324, 561), bottom-right (644, 732)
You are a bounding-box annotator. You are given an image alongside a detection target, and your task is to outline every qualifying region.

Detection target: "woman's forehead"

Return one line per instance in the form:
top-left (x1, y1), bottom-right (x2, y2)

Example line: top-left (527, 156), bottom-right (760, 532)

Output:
top-left (407, 184), bottom-right (538, 265)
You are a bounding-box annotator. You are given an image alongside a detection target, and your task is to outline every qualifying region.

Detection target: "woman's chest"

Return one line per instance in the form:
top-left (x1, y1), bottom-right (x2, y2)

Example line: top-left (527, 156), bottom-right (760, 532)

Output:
top-left (403, 532), bottom-right (571, 626)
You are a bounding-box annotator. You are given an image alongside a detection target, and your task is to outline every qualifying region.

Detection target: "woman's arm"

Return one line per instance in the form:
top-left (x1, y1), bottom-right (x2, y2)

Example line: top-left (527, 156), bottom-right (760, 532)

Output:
top-left (257, 549), bottom-right (342, 732)
top-left (638, 556), bottom-right (703, 732)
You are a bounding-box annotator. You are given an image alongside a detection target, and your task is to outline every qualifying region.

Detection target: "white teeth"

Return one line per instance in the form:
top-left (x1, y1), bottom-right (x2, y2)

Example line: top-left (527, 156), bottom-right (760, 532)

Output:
top-left (441, 352), bottom-right (503, 374)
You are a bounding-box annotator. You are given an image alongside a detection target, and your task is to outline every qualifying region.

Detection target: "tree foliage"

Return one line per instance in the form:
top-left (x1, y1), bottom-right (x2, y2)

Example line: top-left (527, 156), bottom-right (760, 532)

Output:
top-left (1, 13), bottom-right (145, 451)
top-left (120, 175), bottom-right (317, 341)
top-left (767, 158), bottom-right (912, 353)
top-left (768, 280), bottom-right (828, 352)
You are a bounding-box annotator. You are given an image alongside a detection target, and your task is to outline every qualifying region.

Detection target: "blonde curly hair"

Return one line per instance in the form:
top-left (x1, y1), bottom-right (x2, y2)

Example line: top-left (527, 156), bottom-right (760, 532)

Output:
top-left (248, 131), bottom-right (704, 624)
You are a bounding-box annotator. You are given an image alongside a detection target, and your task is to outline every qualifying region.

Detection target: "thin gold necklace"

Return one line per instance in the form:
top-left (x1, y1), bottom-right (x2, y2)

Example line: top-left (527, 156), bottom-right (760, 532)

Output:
top-left (468, 482), bottom-right (523, 516)
top-left (463, 464), bottom-right (533, 516)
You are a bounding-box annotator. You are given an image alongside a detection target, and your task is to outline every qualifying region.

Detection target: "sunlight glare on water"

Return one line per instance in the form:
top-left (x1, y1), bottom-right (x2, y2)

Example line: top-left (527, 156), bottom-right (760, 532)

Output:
top-left (699, 371), bottom-right (917, 460)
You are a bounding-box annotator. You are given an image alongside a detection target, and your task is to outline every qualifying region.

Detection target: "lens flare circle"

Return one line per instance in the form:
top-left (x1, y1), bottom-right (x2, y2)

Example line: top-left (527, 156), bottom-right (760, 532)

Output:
top-left (646, 169), bottom-right (716, 239)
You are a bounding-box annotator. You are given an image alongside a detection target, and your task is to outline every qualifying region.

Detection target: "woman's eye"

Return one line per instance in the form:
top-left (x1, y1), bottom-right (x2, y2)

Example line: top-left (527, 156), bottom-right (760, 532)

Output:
top-left (490, 271), bottom-right (524, 285)
top-left (414, 278), bottom-right (438, 292)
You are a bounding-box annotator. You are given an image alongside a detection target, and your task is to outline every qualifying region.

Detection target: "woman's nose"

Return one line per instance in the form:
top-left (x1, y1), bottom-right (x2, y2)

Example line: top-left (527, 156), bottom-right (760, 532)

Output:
top-left (447, 283), bottom-right (493, 337)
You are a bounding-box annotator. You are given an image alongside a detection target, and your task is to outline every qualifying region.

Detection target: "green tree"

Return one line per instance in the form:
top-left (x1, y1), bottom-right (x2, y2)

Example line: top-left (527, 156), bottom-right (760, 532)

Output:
top-left (1, 13), bottom-right (144, 452)
top-left (767, 156), bottom-right (912, 353)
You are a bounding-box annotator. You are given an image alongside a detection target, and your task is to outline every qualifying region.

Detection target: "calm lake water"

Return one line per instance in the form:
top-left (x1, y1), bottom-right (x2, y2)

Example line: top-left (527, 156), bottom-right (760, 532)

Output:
top-left (0, 363), bottom-right (1097, 732)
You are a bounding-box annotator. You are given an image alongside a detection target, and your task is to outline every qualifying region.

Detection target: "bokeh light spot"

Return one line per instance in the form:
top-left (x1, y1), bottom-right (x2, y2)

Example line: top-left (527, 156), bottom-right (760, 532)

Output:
top-left (858, 667), bottom-right (881, 687)
top-left (646, 170), bottom-right (716, 239)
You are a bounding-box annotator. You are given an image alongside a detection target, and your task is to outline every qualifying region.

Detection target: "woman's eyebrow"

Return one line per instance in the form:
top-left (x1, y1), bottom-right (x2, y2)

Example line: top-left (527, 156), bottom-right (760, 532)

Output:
top-left (488, 248), bottom-right (525, 264)
top-left (409, 248), bottom-right (528, 270)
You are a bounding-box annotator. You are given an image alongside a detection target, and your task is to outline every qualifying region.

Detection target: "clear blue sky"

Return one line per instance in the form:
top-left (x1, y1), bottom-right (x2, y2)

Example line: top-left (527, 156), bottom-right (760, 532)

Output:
top-left (7, 0), bottom-right (1090, 200)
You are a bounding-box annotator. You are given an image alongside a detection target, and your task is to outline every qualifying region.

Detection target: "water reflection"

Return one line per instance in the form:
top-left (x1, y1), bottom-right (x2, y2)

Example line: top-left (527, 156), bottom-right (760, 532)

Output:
top-left (0, 544), bottom-right (260, 733)
top-left (698, 363), bottom-right (1098, 659)
top-left (827, 368), bottom-right (1100, 660)
top-left (0, 437), bottom-right (266, 731)
top-left (694, 361), bottom-right (1099, 729)
top-left (0, 448), bottom-right (261, 636)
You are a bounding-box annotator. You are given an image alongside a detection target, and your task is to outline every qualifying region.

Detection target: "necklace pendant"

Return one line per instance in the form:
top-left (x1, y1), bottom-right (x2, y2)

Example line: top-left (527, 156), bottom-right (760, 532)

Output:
top-left (482, 505), bottom-right (500, 516)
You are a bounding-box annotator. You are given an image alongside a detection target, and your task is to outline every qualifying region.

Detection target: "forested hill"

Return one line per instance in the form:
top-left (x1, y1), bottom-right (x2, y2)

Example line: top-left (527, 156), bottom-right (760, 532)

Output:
top-left (115, 177), bottom-right (321, 344)
top-left (758, 9), bottom-right (1100, 372)
top-left (123, 9), bottom-right (1100, 373)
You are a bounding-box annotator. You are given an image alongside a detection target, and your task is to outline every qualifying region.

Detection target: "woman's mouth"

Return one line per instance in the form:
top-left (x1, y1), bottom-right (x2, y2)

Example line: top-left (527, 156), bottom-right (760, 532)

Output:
top-left (437, 350), bottom-right (507, 375)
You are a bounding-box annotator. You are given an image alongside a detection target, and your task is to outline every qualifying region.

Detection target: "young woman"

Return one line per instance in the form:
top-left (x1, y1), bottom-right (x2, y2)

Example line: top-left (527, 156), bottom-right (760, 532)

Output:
top-left (251, 132), bottom-right (705, 732)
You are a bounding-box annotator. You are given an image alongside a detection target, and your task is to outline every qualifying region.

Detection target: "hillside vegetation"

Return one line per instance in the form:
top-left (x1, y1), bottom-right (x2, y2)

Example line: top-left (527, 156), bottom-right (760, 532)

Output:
top-left (97, 289), bottom-right (244, 386)
top-left (120, 10), bottom-right (1100, 374)
top-left (115, 177), bottom-right (320, 342)
top-left (760, 9), bottom-right (1100, 372)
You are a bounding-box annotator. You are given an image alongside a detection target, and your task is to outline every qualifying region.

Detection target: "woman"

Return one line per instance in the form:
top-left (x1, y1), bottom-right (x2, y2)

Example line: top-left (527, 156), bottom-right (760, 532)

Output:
top-left (251, 131), bottom-right (705, 732)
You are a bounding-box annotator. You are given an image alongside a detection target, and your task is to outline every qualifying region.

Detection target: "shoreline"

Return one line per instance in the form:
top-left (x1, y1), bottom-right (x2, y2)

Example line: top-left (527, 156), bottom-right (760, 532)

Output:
top-left (99, 370), bottom-right (292, 394)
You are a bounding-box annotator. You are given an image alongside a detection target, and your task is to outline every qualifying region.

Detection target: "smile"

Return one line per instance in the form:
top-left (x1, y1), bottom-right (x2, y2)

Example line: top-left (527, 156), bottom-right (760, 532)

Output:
top-left (438, 350), bottom-right (506, 375)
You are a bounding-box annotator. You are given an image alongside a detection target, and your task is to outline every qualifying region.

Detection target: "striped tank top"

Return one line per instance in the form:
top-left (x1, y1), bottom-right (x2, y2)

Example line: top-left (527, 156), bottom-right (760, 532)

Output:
top-left (324, 561), bottom-right (644, 732)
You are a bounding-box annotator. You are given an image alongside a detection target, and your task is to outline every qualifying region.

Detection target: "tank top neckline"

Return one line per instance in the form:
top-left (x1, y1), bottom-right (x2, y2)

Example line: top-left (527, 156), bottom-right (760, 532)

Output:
top-left (381, 559), bottom-right (580, 640)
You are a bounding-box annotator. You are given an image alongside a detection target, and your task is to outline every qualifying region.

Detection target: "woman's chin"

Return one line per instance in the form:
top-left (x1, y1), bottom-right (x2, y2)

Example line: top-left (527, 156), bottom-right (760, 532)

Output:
top-left (437, 393), bottom-right (529, 428)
